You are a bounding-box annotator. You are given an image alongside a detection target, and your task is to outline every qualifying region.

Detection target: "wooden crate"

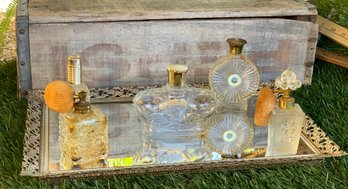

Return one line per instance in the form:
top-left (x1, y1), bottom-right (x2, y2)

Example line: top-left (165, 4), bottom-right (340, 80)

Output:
top-left (16, 0), bottom-right (318, 97)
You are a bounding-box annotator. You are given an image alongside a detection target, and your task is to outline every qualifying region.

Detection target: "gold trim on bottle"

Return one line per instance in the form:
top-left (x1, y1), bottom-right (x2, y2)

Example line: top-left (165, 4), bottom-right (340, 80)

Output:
top-left (167, 64), bottom-right (188, 87)
top-left (68, 55), bottom-right (82, 85)
top-left (227, 38), bottom-right (247, 55)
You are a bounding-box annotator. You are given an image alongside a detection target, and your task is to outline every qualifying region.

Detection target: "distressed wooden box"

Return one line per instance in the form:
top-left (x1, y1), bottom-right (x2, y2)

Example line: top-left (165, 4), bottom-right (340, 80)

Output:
top-left (16, 0), bottom-right (318, 97)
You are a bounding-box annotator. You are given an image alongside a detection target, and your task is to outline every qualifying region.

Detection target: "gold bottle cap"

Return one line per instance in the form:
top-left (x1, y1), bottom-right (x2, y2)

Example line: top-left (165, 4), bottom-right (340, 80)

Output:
top-left (44, 80), bottom-right (75, 113)
top-left (68, 55), bottom-right (82, 85)
top-left (74, 91), bottom-right (91, 113)
top-left (167, 64), bottom-right (188, 87)
top-left (275, 68), bottom-right (302, 110)
top-left (227, 38), bottom-right (247, 55)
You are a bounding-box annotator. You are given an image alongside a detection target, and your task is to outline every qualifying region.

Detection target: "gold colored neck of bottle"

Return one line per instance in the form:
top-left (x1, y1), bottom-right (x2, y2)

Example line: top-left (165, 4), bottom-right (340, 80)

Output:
top-left (167, 64), bottom-right (188, 87)
top-left (74, 91), bottom-right (91, 113)
top-left (227, 38), bottom-right (247, 55)
top-left (68, 55), bottom-right (82, 85)
top-left (278, 89), bottom-right (295, 110)
top-left (230, 47), bottom-right (243, 55)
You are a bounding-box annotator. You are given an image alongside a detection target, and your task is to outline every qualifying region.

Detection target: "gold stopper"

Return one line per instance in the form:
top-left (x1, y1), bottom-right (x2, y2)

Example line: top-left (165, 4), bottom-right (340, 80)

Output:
top-left (167, 64), bottom-right (188, 87)
top-left (227, 38), bottom-right (247, 55)
top-left (274, 68), bottom-right (302, 110)
top-left (74, 91), bottom-right (91, 113)
top-left (44, 80), bottom-right (75, 113)
top-left (68, 55), bottom-right (82, 85)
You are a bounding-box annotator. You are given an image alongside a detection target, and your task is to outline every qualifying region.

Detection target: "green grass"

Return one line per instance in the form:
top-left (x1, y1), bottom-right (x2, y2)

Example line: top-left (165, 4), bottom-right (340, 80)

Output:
top-left (1, 1), bottom-right (348, 188)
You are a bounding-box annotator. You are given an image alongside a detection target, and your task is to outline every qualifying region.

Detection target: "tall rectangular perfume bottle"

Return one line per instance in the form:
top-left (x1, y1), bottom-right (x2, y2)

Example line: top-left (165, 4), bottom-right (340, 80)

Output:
top-left (265, 69), bottom-right (305, 157)
top-left (58, 55), bottom-right (108, 170)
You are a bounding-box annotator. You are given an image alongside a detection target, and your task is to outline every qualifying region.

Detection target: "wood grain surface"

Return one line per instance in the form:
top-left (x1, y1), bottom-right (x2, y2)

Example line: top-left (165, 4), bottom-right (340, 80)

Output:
top-left (29, 18), bottom-right (317, 89)
top-left (28, 0), bottom-right (316, 23)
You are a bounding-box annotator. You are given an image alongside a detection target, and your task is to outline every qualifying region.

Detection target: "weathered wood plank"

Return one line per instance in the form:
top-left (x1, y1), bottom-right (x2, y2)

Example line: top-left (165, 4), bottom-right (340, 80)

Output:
top-left (29, 18), bottom-right (316, 89)
top-left (28, 0), bottom-right (316, 23)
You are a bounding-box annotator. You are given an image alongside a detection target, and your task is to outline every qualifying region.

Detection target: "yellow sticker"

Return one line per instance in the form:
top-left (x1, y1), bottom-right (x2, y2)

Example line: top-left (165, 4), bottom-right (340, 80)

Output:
top-left (107, 157), bottom-right (133, 167)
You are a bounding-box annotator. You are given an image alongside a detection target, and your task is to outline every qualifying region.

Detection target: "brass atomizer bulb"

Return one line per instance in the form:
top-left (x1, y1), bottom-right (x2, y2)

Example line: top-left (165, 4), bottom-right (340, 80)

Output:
top-left (227, 38), bottom-right (247, 55)
top-left (68, 55), bottom-right (82, 85)
top-left (167, 64), bottom-right (188, 87)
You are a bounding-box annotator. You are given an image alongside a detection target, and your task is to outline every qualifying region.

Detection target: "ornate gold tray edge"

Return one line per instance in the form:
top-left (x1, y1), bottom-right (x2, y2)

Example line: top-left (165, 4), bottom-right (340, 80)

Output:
top-left (20, 86), bottom-right (347, 178)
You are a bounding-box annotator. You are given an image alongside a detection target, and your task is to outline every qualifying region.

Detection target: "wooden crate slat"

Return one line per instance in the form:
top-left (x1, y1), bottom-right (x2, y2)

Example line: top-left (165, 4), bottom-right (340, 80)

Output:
top-left (29, 18), bottom-right (316, 89)
top-left (28, 0), bottom-right (316, 23)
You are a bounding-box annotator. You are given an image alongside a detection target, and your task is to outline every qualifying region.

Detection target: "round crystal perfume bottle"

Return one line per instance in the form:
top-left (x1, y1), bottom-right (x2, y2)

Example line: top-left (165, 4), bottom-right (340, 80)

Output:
top-left (133, 64), bottom-right (217, 164)
top-left (205, 113), bottom-right (254, 157)
top-left (209, 38), bottom-right (260, 112)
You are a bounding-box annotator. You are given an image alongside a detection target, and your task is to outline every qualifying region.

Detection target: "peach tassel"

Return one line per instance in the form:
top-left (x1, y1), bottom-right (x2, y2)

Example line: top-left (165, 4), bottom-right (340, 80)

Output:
top-left (254, 86), bottom-right (276, 126)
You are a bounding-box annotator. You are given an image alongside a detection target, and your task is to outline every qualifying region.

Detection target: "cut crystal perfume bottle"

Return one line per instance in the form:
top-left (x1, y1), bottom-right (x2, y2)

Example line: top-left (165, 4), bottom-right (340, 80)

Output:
top-left (265, 69), bottom-right (305, 157)
top-left (205, 112), bottom-right (254, 158)
top-left (44, 55), bottom-right (109, 170)
top-left (59, 91), bottom-right (108, 170)
top-left (209, 38), bottom-right (259, 112)
top-left (133, 64), bottom-right (217, 164)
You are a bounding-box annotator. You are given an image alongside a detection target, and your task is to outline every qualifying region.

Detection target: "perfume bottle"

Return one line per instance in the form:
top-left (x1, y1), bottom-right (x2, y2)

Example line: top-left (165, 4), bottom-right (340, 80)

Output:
top-left (205, 112), bottom-right (254, 158)
top-left (265, 69), bottom-right (305, 156)
top-left (209, 38), bottom-right (259, 112)
top-left (133, 64), bottom-right (217, 164)
top-left (44, 55), bottom-right (108, 170)
top-left (59, 91), bottom-right (108, 170)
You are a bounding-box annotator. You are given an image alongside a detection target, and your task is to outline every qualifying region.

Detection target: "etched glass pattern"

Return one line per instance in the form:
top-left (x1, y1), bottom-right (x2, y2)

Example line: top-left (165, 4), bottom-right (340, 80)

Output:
top-left (205, 113), bottom-right (254, 156)
top-left (209, 54), bottom-right (259, 103)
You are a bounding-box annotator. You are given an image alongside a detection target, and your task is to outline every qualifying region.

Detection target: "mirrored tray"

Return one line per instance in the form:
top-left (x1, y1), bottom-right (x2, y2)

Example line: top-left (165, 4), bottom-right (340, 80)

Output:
top-left (21, 86), bottom-right (346, 180)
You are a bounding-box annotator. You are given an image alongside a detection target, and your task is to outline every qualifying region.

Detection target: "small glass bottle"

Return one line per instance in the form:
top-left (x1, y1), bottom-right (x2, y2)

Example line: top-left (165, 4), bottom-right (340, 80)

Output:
top-left (58, 55), bottom-right (108, 170)
top-left (265, 69), bottom-right (305, 157)
top-left (209, 38), bottom-right (259, 112)
top-left (133, 64), bottom-right (217, 164)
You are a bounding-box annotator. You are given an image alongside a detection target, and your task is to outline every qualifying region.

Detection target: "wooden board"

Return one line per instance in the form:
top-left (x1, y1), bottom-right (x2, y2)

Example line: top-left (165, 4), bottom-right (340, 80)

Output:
top-left (29, 18), bottom-right (317, 89)
top-left (28, 0), bottom-right (316, 23)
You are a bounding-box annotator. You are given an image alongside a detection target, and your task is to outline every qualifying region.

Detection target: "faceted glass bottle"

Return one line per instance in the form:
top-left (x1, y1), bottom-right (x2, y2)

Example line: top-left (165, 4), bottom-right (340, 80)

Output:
top-left (133, 64), bottom-right (217, 164)
top-left (209, 38), bottom-right (259, 112)
top-left (205, 112), bottom-right (254, 158)
top-left (59, 92), bottom-right (108, 170)
top-left (265, 69), bottom-right (305, 156)
top-left (59, 55), bottom-right (108, 170)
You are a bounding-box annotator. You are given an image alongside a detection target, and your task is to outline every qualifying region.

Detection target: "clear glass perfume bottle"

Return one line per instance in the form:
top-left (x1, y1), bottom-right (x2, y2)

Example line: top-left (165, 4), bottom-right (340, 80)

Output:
top-left (209, 38), bottom-right (259, 112)
top-left (205, 112), bottom-right (254, 158)
top-left (265, 69), bottom-right (304, 157)
top-left (133, 64), bottom-right (217, 164)
top-left (58, 55), bottom-right (108, 170)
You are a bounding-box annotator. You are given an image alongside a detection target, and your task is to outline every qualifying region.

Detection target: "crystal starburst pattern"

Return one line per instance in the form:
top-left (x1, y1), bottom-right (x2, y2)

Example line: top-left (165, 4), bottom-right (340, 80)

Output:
top-left (205, 113), bottom-right (254, 156)
top-left (209, 54), bottom-right (259, 103)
